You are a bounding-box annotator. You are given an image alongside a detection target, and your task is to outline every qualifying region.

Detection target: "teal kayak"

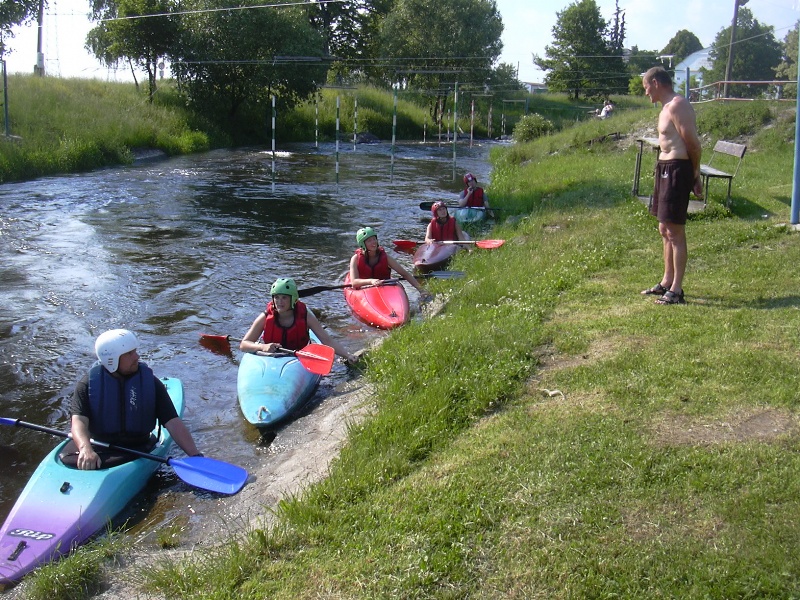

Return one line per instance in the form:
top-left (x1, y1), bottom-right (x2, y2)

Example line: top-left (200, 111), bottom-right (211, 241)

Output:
top-left (452, 207), bottom-right (487, 224)
top-left (237, 332), bottom-right (321, 427)
top-left (0, 377), bottom-right (184, 585)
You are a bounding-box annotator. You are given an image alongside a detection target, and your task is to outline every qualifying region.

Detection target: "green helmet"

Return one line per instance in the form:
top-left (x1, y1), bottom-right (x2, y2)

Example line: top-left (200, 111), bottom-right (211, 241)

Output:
top-left (356, 227), bottom-right (377, 251)
top-left (270, 277), bottom-right (299, 308)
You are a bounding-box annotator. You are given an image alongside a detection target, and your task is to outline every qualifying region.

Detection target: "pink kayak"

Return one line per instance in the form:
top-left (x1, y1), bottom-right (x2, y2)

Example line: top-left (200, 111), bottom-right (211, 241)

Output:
top-left (412, 242), bottom-right (459, 273)
top-left (343, 273), bottom-right (409, 330)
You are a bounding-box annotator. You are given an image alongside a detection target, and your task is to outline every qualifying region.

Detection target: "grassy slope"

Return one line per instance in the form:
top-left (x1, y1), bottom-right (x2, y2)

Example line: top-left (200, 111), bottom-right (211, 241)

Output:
top-left (19, 92), bottom-right (800, 598)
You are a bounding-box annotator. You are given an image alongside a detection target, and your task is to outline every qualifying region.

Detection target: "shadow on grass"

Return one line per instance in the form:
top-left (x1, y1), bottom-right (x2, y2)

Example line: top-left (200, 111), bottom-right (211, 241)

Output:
top-left (730, 195), bottom-right (783, 220)
top-left (687, 294), bottom-right (800, 310)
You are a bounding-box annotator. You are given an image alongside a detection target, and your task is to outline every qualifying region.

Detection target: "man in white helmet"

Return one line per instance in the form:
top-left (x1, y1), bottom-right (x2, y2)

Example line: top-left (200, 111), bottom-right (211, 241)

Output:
top-left (61, 329), bottom-right (201, 470)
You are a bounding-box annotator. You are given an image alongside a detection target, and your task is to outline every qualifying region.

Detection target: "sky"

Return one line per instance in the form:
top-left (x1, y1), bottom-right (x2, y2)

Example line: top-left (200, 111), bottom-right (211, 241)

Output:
top-left (2, 0), bottom-right (800, 82)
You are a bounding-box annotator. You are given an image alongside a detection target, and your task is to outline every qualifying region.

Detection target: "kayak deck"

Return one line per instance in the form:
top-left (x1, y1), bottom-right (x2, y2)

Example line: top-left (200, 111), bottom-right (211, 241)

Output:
top-left (452, 207), bottom-right (487, 224)
top-left (412, 242), bottom-right (459, 273)
top-left (237, 332), bottom-right (322, 428)
top-left (343, 273), bottom-right (410, 330)
top-left (0, 377), bottom-right (184, 585)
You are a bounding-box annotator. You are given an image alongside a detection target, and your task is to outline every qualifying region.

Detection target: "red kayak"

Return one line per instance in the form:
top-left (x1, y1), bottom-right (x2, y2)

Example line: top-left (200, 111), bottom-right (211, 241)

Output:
top-left (412, 242), bottom-right (459, 273)
top-left (343, 273), bottom-right (410, 330)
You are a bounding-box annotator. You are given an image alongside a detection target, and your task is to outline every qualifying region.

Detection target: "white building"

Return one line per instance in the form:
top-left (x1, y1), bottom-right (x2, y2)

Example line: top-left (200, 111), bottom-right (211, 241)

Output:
top-left (523, 82), bottom-right (548, 94)
top-left (673, 47), bottom-right (712, 90)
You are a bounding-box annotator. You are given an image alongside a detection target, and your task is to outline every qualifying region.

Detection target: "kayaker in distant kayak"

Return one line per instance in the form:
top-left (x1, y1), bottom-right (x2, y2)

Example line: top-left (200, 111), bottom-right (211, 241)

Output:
top-left (64, 329), bottom-right (202, 470)
top-left (458, 172), bottom-right (491, 211)
top-left (239, 277), bottom-right (358, 363)
top-left (349, 227), bottom-right (432, 300)
top-left (425, 201), bottom-right (468, 243)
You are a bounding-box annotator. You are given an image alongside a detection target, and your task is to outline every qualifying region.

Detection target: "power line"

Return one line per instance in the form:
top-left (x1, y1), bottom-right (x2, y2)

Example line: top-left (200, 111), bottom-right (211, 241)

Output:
top-left (101, 0), bottom-right (346, 22)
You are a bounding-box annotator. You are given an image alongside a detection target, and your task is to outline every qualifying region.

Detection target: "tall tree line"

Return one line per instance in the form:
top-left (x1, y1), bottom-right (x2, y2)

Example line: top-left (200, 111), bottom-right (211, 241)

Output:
top-left (84, 0), bottom-right (512, 125)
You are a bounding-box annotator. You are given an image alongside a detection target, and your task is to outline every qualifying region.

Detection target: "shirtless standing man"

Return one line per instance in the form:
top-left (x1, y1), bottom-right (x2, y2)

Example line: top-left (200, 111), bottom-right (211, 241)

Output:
top-left (640, 66), bottom-right (703, 305)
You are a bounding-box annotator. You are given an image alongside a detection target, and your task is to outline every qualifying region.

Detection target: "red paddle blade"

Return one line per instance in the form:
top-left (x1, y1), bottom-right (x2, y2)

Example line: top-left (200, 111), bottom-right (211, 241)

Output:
top-left (294, 343), bottom-right (336, 375)
top-left (392, 240), bottom-right (419, 251)
top-left (199, 333), bottom-right (233, 355)
top-left (475, 239), bottom-right (505, 249)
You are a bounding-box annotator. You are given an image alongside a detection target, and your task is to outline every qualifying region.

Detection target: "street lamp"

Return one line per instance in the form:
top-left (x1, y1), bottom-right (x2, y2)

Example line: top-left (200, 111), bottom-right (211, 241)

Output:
top-left (723, 0), bottom-right (749, 99)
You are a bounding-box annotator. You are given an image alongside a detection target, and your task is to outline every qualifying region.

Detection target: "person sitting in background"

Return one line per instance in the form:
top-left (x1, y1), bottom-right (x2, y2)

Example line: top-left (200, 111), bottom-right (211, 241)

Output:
top-left (598, 100), bottom-right (614, 119)
top-left (458, 172), bottom-right (491, 210)
top-left (349, 227), bottom-right (432, 300)
top-left (425, 201), bottom-right (467, 243)
top-left (239, 277), bottom-right (358, 363)
top-left (63, 329), bottom-right (202, 470)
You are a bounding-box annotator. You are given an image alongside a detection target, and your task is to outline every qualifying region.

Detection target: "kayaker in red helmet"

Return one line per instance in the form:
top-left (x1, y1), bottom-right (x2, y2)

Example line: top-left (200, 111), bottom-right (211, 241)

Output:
top-left (349, 226), bottom-right (432, 300)
top-left (239, 277), bottom-right (358, 363)
top-left (64, 329), bottom-right (202, 470)
top-left (458, 173), bottom-right (491, 211)
top-left (425, 201), bottom-right (468, 243)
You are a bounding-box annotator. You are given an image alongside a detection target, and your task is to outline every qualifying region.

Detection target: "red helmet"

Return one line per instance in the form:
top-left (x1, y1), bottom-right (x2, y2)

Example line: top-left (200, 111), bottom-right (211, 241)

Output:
top-left (431, 201), bottom-right (447, 216)
top-left (463, 173), bottom-right (476, 185)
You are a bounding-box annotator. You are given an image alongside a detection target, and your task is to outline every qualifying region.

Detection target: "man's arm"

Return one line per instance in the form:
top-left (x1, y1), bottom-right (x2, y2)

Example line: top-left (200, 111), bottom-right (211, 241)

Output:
top-left (163, 417), bottom-right (201, 457)
top-left (672, 99), bottom-right (703, 196)
top-left (71, 415), bottom-right (102, 470)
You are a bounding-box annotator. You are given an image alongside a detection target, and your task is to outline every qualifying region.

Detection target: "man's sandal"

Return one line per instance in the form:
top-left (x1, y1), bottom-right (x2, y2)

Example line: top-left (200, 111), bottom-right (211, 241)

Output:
top-left (641, 283), bottom-right (669, 296)
top-left (655, 290), bottom-right (685, 305)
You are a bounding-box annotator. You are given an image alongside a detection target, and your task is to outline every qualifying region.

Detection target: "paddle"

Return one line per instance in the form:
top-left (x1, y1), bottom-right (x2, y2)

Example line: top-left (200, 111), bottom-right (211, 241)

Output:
top-left (296, 270), bottom-right (465, 297)
top-left (393, 239), bottom-right (504, 250)
top-left (199, 336), bottom-right (335, 375)
top-left (419, 201), bottom-right (504, 211)
top-left (0, 417), bottom-right (248, 495)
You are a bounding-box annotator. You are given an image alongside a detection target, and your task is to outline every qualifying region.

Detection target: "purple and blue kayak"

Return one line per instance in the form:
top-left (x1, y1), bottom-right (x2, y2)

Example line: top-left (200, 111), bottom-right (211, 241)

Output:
top-left (0, 377), bottom-right (184, 585)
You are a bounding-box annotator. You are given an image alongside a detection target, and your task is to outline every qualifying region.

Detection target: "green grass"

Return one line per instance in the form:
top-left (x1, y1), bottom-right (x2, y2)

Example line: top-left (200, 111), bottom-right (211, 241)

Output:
top-left (0, 76), bottom-right (219, 182)
top-left (20, 530), bottom-right (130, 600)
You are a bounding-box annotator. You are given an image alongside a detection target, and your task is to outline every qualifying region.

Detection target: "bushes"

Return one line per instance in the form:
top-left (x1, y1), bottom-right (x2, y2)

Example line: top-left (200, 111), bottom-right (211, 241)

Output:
top-left (695, 101), bottom-right (772, 140)
top-left (512, 113), bottom-right (555, 143)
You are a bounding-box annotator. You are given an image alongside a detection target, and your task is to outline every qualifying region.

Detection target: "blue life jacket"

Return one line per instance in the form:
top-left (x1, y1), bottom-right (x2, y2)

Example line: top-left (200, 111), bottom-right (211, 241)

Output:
top-left (87, 362), bottom-right (156, 440)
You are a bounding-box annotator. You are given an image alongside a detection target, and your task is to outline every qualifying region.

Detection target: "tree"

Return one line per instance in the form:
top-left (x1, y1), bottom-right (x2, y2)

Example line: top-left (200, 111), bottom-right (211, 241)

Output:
top-left (171, 0), bottom-right (327, 127)
top-left (625, 45), bottom-right (661, 79)
top-left (487, 62), bottom-right (523, 91)
top-left (775, 21), bottom-right (798, 94)
top-left (0, 0), bottom-right (41, 56)
top-left (534, 0), bottom-right (627, 100)
top-left (661, 29), bottom-right (703, 67)
top-left (307, 0), bottom-right (392, 67)
top-left (376, 0), bottom-right (503, 123)
top-left (706, 7), bottom-right (782, 98)
top-left (86, 0), bottom-right (179, 101)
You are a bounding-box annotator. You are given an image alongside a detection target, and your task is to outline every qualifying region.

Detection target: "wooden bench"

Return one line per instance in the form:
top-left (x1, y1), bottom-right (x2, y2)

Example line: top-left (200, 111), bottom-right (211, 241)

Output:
top-left (699, 141), bottom-right (746, 207)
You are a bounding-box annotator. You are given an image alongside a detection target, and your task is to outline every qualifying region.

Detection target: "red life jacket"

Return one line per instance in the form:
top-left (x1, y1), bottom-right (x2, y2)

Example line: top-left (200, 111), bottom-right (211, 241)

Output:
top-left (428, 216), bottom-right (457, 241)
top-left (263, 301), bottom-right (310, 350)
top-left (355, 247), bottom-right (391, 279)
top-left (463, 187), bottom-right (485, 208)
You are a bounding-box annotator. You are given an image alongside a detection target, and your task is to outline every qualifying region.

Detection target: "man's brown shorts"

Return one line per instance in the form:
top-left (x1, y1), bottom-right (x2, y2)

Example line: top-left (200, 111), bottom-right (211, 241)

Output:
top-left (650, 159), bottom-right (693, 225)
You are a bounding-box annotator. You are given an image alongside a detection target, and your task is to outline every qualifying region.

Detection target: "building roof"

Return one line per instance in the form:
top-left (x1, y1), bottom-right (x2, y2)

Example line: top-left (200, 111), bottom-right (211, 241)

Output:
top-left (675, 48), bottom-right (712, 72)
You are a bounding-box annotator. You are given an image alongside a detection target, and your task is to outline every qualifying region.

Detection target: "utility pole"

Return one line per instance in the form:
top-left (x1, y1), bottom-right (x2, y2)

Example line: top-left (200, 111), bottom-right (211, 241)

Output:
top-left (34, 0), bottom-right (45, 76)
top-left (723, 0), bottom-right (749, 99)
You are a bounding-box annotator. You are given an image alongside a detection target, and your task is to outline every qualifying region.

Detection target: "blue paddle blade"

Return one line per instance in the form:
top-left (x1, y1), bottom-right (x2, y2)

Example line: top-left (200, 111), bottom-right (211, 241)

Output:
top-left (168, 456), bottom-right (248, 495)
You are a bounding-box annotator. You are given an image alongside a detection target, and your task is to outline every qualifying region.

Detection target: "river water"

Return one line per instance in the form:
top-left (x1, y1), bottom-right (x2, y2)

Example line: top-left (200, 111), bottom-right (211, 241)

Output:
top-left (0, 140), bottom-right (492, 541)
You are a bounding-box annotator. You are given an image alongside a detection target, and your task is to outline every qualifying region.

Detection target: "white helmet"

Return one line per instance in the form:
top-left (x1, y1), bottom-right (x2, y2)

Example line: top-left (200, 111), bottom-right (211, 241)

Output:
top-left (95, 329), bottom-right (139, 373)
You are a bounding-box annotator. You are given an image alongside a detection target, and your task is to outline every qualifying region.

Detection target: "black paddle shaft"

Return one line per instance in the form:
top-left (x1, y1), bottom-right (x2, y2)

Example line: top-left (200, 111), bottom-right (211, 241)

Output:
top-left (3, 418), bottom-right (172, 465)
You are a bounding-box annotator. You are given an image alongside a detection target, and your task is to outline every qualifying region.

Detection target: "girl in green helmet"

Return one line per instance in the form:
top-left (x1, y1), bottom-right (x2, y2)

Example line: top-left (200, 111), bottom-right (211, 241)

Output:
top-left (239, 277), bottom-right (359, 364)
top-left (349, 227), bottom-right (432, 300)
